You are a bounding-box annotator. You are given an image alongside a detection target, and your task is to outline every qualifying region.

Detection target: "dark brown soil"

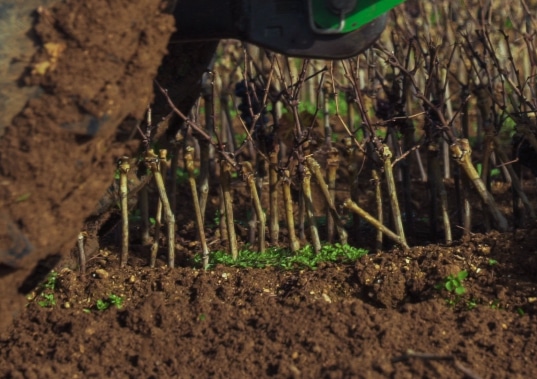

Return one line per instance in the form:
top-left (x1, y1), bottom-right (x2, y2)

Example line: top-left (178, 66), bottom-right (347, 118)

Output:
top-left (0, 0), bottom-right (216, 329)
top-left (1, 226), bottom-right (537, 378)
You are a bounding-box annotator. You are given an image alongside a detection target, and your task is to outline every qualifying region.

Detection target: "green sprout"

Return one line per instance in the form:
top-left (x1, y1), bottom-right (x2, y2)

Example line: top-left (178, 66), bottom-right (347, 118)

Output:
top-left (38, 293), bottom-right (56, 308)
top-left (444, 271), bottom-right (468, 295)
top-left (466, 298), bottom-right (478, 310)
top-left (436, 270), bottom-right (469, 307)
top-left (35, 271), bottom-right (58, 308)
top-left (96, 294), bottom-right (124, 311)
top-left (43, 271), bottom-right (58, 290)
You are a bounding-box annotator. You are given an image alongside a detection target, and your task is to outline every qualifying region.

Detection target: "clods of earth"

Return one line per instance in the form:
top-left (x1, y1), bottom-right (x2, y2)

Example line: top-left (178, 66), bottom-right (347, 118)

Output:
top-left (1, 227), bottom-right (537, 378)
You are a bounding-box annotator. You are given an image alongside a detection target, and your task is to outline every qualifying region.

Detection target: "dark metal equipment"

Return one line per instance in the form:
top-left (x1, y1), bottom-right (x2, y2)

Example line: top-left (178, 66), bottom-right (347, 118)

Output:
top-left (171, 0), bottom-right (404, 59)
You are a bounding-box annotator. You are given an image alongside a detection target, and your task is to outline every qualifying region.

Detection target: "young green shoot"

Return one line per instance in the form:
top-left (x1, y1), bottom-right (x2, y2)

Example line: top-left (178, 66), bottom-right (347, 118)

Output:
top-left (35, 271), bottom-right (58, 308)
top-left (436, 270), bottom-right (469, 307)
top-left (95, 294), bottom-right (125, 311)
top-left (488, 259), bottom-right (498, 266)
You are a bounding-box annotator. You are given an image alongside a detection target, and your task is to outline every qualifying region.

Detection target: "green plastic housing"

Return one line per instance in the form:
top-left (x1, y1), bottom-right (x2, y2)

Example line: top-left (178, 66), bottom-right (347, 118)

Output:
top-left (311, 0), bottom-right (404, 33)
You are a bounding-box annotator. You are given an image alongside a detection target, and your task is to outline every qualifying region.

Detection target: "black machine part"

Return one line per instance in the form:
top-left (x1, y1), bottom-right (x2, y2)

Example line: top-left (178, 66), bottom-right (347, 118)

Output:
top-left (171, 0), bottom-right (386, 59)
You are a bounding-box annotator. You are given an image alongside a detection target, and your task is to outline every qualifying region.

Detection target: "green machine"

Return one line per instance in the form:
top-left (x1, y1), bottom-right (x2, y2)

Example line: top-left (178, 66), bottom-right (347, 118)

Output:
top-left (172, 0), bottom-right (404, 59)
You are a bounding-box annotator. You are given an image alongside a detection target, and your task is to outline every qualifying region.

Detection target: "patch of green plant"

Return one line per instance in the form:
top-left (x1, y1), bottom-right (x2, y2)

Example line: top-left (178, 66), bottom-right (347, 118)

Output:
top-left (212, 209), bottom-right (221, 226)
top-left (516, 307), bottom-right (525, 316)
top-left (38, 293), bottom-right (56, 308)
top-left (476, 163), bottom-right (501, 178)
top-left (466, 298), bottom-right (478, 310)
top-left (194, 243), bottom-right (368, 270)
top-left (501, 115), bottom-right (517, 137)
top-left (234, 132), bottom-right (248, 146)
top-left (436, 270), bottom-right (469, 307)
top-left (490, 299), bottom-right (501, 309)
top-left (43, 271), bottom-right (58, 290)
top-left (488, 259), bottom-right (498, 266)
top-left (297, 101), bottom-right (317, 116)
top-left (35, 271), bottom-right (58, 308)
top-left (444, 270), bottom-right (468, 295)
top-left (375, 128), bottom-right (387, 139)
top-left (95, 294), bottom-right (124, 311)
top-left (176, 167), bottom-right (199, 184)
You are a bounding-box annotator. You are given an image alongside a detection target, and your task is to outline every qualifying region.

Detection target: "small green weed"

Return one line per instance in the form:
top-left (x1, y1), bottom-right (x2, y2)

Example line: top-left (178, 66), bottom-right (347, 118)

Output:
top-left (38, 293), bottom-right (56, 308)
top-left (234, 132), bottom-right (248, 146)
top-left (95, 294), bottom-right (124, 311)
top-left (35, 271), bottom-right (58, 308)
top-left (488, 259), bottom-right (498, 266)
top-left (436, 270), bottom-right (469, 307)
top-left (466, 298), bottom-right (478, 310)
top-left (444, 271), bottom-right (468, 295)
top-left (194, 243), bottom-right (368, 270)
top-left (43, 271), bottom-right (58, 290)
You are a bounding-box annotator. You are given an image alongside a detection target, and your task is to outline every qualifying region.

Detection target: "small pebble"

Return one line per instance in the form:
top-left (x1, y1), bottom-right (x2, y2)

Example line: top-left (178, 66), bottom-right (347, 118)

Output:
top-left (94, 269), bottom-right (109, 279)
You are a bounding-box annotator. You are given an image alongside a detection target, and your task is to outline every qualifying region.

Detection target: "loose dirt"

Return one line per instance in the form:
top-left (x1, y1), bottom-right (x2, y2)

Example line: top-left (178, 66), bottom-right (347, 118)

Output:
top-left (0, 0), bottom-right (216, 329)
top-left (1, 226), bottom-right (537, 378)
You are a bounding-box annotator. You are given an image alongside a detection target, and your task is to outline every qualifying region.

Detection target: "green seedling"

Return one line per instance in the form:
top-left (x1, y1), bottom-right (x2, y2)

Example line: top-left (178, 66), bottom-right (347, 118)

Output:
top-left (488, 259), bottom-right (498, 266)
top-left (466, 299), bottom-right (478, 310)
top-left (436, 270), bottom-right (469, 307)
top-left (444, 270), bottom-right (468, 295)
top-left (96, 294), bottom-right (124, 311)
top-left (35, 271), bottom-right (58, 308)
top-left (38, 293), bottom-right (56, 308)
top-left (43, 271), bottom-right (58, 290)
top-left (516, 307), bottom-right (525, 316)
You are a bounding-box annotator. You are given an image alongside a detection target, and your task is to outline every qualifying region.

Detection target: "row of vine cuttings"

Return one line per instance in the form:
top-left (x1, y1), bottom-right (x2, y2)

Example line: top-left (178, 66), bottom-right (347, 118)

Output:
top-left (79, 0), bottom-right (537, 270)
